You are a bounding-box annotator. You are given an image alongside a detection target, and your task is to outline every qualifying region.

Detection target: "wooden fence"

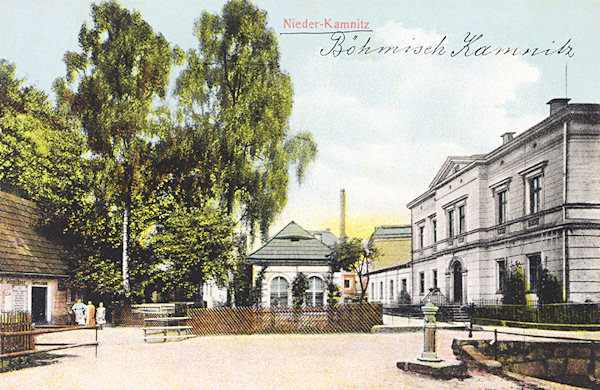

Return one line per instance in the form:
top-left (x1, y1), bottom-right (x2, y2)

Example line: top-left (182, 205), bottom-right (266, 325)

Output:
top-left (0, 312), bottom-right (34, 355)
top-left (189, 303), bottom-right (382, 335)
top-left (115, 303), bottom-right (383, 335)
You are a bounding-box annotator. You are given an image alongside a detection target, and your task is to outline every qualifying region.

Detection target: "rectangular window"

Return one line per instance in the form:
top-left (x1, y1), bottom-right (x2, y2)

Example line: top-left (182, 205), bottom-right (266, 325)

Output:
top-left (402, 278), bottom-right (407, 292)
top-left (389, 280), bottom-right (394, 300)
top-left (344, 279), bottom-right (351, 289)
top-left (497, 259), bottom-right (507, 292)
top-left (528, 253), bottom-right (542, 291)
top-left (371, 282), bottom-right (374, 299)
top-left (458, 205), bottom-right (466, 234)
top-left (380, 281), bottom-right (384, 300)
top-left (419, 272), bottom-right (425, 295)
top-left (448, 210), bottom-right (454, 238)
top-left (529, 176), bottom-right (542, 214)
top-left (498, 190), bottom-right (507, 224)
top-left (419, 225), bottom-right (425, 248)
top-left (432, 270), bottom-right (438, 289)
top-left (432, 220), bottom-right (437, 243)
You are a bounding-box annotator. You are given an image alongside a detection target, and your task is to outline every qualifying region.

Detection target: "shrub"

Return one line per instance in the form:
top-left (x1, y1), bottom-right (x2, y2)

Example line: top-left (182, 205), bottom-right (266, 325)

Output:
top-left (397, 289), bottom-right (412, 304)
top-left (327, 281), bottom-right (341, 309)
top-left (291, 272), bottom-right (308, 310)
top-left (502, 263), bottom-right (527, 305)
top-left (537, 268), bottom-right (564, 305)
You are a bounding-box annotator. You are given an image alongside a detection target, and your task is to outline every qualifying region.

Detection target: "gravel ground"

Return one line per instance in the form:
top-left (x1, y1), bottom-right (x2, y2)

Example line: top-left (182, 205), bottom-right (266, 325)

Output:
top-left (0, 327), bottom-right (521, 390)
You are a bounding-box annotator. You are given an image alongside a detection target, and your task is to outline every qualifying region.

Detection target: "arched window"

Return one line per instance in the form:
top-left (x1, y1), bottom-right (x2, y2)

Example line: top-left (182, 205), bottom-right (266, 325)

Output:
top-left (306, 276), bottom-right (324, 307)
top-left (270, 277), bottom-right (289, 307)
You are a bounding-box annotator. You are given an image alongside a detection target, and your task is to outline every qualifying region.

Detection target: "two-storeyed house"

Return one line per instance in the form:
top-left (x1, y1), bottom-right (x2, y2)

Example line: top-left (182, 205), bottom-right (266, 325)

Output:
top-left (407, 99), bottom-right (600, 304)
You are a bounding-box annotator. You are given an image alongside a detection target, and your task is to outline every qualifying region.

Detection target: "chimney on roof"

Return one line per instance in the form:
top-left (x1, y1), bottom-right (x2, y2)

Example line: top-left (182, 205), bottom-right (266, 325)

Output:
top-left (547, 98), bottom-right (570, 116)
top-left (340, 189), bottom-right (346, 241)
top-left (501, 132), bottom-right (516, 145)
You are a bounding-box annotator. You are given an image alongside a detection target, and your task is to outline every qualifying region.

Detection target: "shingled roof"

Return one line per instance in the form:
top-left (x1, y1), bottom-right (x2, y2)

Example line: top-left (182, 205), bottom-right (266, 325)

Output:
top-left (0, 191), bottom-right (69, 277)
top-left (248, 221), bottom-right (332, 265)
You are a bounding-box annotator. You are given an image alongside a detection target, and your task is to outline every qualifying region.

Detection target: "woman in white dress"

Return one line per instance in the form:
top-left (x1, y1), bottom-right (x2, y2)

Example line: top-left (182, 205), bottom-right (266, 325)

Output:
top-left (96, 302), bottom-right (106, 328)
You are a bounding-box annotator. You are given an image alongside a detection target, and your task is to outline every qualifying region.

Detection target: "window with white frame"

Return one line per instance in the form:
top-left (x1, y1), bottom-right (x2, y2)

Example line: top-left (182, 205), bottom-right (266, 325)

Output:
top-left (418, 225), bottom-right (425, 248)
top-left (458, 205), bottom-right (466, 234)
top-left (432, 219), bottom-right (437, 243)
top-left (519, 161), bottom-right (547, 216)
top-left (447, 209), bottom-right (455, 238)
top-left (402, 278), bottom-right (407, 292)
top-left (389, 280), bottom-right (394, 301)
top-left (490, 177), bottom-right (511, 225)
top-left (498, 190), bottom-right (508, 223)
top-left (497, 258), bottom-right (507, 292)
top-left (444, 196), bottom-right (468, 238)
top-left (419, 272), bottom-right (425, 295)
top-left (380, 281), bottom-right (384, 300)
top-left (270, 277), bottom-right (289, 307)
top-left (432, 269), bottom-right (438, 289)
top-left (527, 253), bottom-right (542, 291)
top-left (370, 282), bottom-right (374, 299)
top-left (528, 176), bottom-right (542, 214)
top-left (306, 276), bottom-right (324, 307)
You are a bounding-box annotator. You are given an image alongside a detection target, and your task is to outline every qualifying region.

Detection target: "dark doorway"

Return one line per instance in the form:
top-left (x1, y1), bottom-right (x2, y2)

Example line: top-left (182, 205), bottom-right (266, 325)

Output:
top-left (453, 262), bottom-right (462, 303)
top-left (32, 287), bottom-right (47, 324)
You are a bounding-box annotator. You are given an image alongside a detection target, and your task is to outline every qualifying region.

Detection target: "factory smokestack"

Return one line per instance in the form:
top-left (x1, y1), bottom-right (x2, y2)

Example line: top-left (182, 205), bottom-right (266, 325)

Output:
top-left (340, 189), bottom-right (346, 241)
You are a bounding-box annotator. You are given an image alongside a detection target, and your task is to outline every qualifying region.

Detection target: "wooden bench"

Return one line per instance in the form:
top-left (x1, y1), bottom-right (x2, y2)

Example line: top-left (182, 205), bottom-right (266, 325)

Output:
top-left (142, 317), bottom-right (195, 342)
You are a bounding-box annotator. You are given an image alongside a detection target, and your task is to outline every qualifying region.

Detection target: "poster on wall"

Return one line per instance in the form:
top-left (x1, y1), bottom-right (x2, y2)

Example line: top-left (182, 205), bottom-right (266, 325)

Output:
top-left (12, 285), bottom-right (28, 313)
top-left (0, 284), bottom-right (13, 312)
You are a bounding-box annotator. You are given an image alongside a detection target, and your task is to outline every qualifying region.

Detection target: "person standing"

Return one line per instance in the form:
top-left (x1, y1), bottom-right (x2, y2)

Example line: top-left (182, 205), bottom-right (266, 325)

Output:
top-left (86, 301), bottom-right (96, 326)
top-left (71, 299), bottom-right (87, 326)
top-left (96, 302), bottom-right (106, 328)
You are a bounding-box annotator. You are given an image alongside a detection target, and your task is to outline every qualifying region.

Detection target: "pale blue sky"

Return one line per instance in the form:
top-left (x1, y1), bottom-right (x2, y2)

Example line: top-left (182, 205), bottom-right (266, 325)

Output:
top-left (1, 0), bottom-right (599, 238)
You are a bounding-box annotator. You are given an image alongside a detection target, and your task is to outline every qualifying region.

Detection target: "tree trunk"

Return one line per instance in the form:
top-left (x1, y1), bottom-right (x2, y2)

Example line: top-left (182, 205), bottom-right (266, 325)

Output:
top-left (122, 200), bottom-right (130, 294)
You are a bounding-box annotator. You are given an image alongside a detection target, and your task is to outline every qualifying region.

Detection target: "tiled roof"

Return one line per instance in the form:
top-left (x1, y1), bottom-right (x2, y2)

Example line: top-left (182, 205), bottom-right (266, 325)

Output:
top-left (248, 221), bottom-right (332, 265)
top-left (370, 225), bottom-right (411, 240)
top-left (0, 191), bottom-right (69, 276)
top-left (309, 230), bottom-right (339, 248)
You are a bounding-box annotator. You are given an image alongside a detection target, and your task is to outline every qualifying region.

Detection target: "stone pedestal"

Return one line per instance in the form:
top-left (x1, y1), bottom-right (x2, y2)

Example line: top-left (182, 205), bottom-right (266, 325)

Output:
top-left (418, 300), bottom-right (442, 362)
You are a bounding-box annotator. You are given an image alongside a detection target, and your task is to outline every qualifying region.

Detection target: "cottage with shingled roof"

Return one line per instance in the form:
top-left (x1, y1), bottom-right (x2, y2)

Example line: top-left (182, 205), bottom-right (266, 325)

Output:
top-left (248, 221), bottom-right (340, 307)
top-left (0, 190), bottom-right (71, 324)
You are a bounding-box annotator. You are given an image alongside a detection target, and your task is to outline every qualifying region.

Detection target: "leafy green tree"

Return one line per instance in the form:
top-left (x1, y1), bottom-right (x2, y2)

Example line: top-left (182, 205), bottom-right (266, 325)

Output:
top-left (56, 1), bottom-right (182, 294)
top-left (252, 265), bottom-right (268, 307)
top-left (230, 233), bottom-right (254, 307)
top-left (537, 268), bottom-right (564, 305)
top-left (0, 59), bottom-right (89, 218)
top-left (291, 272), bottom-right (308, 310)
top-left (175, 0), bottom-right (317, 240)
top-left (326, 280), bottom-right (342, 309)
top-left (501, 263), bottom-right (527, 305)
top-left (329, 238), bottom-right (378, 302)
top-left (151, 204), bottom-right (234, 301)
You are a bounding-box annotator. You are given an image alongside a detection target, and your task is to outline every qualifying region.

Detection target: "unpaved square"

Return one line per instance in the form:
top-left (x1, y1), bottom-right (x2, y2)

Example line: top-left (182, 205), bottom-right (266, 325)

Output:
top-left (1, 327), bottom-right (519, 389)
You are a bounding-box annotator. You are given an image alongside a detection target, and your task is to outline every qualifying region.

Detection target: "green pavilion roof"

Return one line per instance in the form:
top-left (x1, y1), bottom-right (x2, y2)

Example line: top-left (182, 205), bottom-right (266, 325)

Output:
top-left (248, 221), bottom-right (332, 265)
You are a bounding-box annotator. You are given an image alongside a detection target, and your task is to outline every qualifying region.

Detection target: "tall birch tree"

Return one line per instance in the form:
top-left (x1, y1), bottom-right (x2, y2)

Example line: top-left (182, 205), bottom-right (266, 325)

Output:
top-left (56, 2), bottom-right (179, 294)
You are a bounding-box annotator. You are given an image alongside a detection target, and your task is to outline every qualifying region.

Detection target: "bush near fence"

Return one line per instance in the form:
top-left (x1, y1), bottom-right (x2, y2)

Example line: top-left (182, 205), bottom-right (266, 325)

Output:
top-left (475, 303), bottom-right (600, 329)
top-left (113, 303), bottom-right (382, 334)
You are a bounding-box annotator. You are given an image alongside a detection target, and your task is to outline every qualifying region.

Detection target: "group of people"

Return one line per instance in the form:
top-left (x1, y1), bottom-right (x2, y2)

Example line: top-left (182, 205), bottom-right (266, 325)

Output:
top-left (70, 300), bottom-right (106, 328)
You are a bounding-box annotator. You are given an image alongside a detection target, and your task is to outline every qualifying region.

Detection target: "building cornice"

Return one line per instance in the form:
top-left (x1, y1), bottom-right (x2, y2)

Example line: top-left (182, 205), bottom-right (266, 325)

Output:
top-left (407, 104), bottom-right (600, 211)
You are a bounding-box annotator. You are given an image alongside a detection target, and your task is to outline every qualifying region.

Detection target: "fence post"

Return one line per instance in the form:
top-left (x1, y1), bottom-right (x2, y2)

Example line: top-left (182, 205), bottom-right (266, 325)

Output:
top-left (494, 329), bottom-right (498, 361)
top-left (468, 303), bottom-right (474, 338)
top-left (591, 340), bottom-right (596, 381)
